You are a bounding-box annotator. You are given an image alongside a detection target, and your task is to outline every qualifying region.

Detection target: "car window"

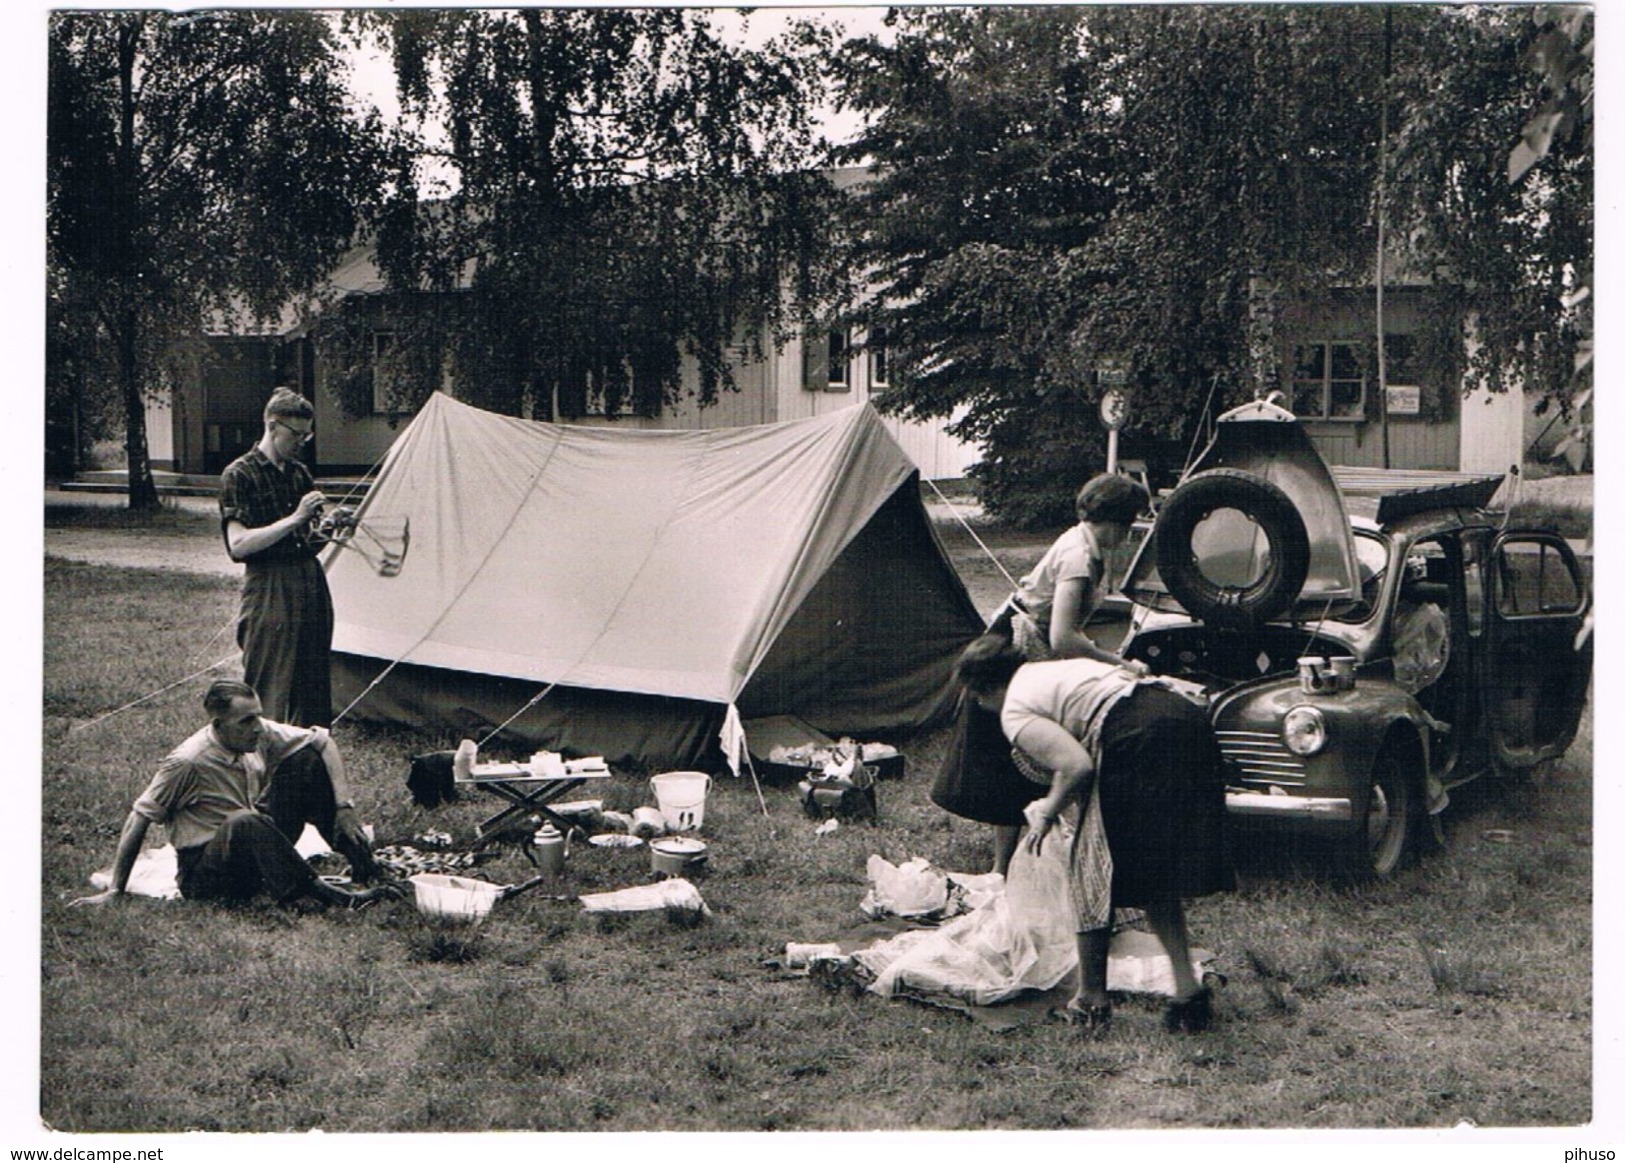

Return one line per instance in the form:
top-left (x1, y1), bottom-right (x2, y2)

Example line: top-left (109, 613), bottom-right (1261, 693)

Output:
top-left (1495, 537), bottom-right (1584, 617)
top-left (1328, 530), bottom-right (1389, 623)
top-left (1405, 539), bottom-right (1448, 582)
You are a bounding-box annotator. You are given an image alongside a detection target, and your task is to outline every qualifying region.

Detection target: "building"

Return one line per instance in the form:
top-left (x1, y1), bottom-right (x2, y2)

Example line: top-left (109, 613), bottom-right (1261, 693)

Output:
top-left (141, 172), bottom-right (1576, 485)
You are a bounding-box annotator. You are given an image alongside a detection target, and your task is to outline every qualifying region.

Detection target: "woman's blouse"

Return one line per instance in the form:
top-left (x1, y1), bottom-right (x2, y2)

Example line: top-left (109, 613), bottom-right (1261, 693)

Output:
top-left (1015, 522), bottom-right (1104, 633)
top-left (1000, 657), bottom-right (1138, 758)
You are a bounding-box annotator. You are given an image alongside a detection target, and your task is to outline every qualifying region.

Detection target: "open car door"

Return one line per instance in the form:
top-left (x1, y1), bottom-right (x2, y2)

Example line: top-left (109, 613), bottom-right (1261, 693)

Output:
top-left (1483, 531), bottom-right (1592, 768)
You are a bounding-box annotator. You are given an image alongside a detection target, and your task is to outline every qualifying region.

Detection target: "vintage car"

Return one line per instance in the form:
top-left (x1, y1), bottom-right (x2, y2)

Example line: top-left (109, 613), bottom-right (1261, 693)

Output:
top-left (1118, 400), bottom-right (1591, 878)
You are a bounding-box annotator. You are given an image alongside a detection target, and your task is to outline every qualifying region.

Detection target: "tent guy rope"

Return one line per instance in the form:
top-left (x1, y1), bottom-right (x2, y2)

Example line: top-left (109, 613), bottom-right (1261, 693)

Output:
top-left (330, 427), bottom-right (572, 727)
top-left (923, 477), bottom-right (1021, 592)
top-left (68, 654), bottom-right (239, 734)
top-left (65, 442), bottom-right (408, 735)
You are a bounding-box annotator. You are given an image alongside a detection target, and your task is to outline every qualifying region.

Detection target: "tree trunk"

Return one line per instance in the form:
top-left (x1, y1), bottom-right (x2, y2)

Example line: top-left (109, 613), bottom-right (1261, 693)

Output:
top-left (113, 19), bottom-right (158, 511)
top-left (117, 315), bottom-right (160, 511)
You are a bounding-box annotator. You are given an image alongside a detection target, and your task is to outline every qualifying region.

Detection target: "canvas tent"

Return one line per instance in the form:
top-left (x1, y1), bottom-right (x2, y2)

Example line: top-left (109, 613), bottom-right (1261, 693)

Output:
top-left (325, 393), bottom-right (985, 767)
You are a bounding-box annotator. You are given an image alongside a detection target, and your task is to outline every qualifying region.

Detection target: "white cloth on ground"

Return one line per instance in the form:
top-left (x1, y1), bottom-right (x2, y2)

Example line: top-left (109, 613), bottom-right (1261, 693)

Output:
top-left (88, 824), bottom-right (340, 900)
top-left (854, 829), bottom-right (1214, 1005)
top-left (578, 878), bottom-right (709, 914)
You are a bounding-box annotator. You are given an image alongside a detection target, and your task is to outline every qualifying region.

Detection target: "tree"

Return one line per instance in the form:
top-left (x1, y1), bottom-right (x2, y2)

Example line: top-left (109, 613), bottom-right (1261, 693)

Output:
top-left (835, 6), bottom-right (1390, 523)
top-left (344, 9), bottom-right (847, 422)
top-left (46, 265), bottom-right (118, 480)
top-left (1386, 5), bottom-right (1591, 413)
top-left (831, 8), bottom-right (1123, 523)
top-left (836, 6), bottom-right (1591, 522)
top-left (1509, 5), bottom-right (1592, 468)
top-left (47, 11), bottom-right (389, 508)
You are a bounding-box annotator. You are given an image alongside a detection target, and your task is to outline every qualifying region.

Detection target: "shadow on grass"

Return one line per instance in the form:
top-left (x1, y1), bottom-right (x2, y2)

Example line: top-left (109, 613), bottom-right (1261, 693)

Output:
top-left (46, 499), bottom-right (218, 532)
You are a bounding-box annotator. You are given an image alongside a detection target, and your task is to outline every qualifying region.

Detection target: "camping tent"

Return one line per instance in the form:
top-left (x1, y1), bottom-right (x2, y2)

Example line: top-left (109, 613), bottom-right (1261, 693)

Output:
top-left (325, 393), bottom-right (986, 767)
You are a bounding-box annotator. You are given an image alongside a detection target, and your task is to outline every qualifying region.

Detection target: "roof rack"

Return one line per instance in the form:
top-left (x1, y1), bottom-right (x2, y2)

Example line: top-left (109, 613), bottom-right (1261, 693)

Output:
top-left (1329, 467), bottom-right (1504, 525)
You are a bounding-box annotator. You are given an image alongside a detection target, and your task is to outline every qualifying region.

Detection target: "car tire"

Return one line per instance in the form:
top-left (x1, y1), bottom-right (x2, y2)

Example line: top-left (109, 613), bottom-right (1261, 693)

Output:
top-left (1335, 749), bottom-right (1417, 881)
top-left (1154, 468), bottom-right (1311, 630)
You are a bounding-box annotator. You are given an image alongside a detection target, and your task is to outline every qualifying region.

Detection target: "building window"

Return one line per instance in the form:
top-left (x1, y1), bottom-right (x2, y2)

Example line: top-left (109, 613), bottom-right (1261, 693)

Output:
top-left (370, 330), bottom-right (398, 414)
top-left (802, 327), bottom-right (852, 392)
top-left (827, 328), bottom-right (851, 392)
top-left (869, 325), bottom-right (889, 388)
top-left (1384, 333), bottom-right (1420, 384)
top-left (582, 377), bottom-right (609, 417)
top-left (1291, 340), bottom-right (1365, 421)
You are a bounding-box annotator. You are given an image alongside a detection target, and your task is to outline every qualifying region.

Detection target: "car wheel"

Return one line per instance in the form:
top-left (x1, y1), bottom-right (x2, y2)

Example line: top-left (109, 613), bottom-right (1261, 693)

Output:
top-left (1336, 750), bottom-right (1416, 880)
top-left (1153, 468), bottom-right (1311, 630)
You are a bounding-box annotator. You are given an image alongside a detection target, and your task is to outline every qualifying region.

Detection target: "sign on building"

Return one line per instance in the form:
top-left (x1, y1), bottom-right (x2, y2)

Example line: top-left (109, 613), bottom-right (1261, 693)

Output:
top-left (1385, 384), bottom-right (1422, 416)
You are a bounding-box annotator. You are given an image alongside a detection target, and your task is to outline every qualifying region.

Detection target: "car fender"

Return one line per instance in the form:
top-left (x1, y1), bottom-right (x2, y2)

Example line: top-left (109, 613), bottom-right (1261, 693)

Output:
top-left (1211, 676), bottom-right (1438, 811)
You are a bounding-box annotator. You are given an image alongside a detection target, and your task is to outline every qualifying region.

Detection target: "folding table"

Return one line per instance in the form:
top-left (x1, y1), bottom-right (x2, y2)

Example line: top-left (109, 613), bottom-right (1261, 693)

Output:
top-left (456, 762), bottom-right (614, 841)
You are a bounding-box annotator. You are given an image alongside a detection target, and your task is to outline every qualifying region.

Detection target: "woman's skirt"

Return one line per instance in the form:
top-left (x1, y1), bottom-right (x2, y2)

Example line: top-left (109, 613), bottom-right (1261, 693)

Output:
top-left (929, 692), bottom-right (1047, 826)
top-left (1094, 685), bottom-right (1234, 906)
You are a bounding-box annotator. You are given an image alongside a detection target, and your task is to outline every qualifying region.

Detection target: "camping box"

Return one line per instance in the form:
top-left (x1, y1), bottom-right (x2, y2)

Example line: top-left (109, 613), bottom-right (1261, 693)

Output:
top-left (797, 766), bottom-right (878, 822)
top-left (746, 715), bottom-right (906, 784)
top-left (770, 743), bottom-right (903, 783)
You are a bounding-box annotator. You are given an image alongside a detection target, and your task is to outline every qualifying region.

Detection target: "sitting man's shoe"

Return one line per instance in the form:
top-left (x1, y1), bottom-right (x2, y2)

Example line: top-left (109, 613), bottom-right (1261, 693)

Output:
top-left (352, 881), bottom-right (412, 909)
top-left (309, 875), bottom-right (400, 911)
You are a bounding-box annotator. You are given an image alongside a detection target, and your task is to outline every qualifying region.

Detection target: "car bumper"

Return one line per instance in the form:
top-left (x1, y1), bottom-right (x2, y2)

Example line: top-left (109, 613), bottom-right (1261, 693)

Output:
top-left (1225, 788), bottom-right (1355, 821)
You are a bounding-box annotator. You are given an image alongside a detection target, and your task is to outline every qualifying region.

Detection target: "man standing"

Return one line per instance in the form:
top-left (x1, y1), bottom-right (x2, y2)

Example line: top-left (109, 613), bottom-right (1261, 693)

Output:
top-left (72, 680), bottom-right (389, 909)
top-left (220, 387), bottom-right (333, 727)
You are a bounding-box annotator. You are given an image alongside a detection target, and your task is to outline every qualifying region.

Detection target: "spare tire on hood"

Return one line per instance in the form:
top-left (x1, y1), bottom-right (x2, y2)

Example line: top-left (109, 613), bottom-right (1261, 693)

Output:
top-left (1153, 468), bottom-right (1311, 630)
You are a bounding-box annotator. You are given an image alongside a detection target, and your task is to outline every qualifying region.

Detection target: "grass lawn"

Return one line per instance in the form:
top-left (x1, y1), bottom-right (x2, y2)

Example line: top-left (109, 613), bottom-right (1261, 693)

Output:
top-left (38, 517), bottom-right (1594, 1132)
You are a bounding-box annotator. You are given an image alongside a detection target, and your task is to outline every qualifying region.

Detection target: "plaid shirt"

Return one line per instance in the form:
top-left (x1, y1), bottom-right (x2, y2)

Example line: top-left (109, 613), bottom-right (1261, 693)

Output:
top-left (218, 446), bottom-right (320, 564)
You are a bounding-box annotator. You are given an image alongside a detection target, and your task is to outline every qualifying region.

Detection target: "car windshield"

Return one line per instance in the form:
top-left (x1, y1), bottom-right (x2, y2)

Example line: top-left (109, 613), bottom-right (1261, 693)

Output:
top-left (1324, 530), bottom-right (1389, 623)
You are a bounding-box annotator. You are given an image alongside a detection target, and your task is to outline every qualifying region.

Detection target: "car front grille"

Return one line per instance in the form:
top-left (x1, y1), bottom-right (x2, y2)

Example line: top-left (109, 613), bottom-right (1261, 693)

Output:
top-left (1216, 730), bottom-right (1307, 787)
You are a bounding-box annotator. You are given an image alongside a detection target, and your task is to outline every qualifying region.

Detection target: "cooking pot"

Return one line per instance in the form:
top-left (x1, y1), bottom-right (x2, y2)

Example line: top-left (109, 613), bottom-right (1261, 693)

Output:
top-left (649, 836), bottom-right (708, 878)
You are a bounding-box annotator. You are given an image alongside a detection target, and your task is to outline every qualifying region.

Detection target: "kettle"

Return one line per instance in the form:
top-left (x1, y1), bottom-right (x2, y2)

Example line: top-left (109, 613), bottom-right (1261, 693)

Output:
top-left (533, 822), bottom-right (570, 876)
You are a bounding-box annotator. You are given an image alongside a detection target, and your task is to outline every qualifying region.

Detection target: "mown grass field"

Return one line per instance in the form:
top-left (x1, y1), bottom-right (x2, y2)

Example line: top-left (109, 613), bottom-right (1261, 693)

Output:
top-left (37, 500), bottom-right (1594, 1133)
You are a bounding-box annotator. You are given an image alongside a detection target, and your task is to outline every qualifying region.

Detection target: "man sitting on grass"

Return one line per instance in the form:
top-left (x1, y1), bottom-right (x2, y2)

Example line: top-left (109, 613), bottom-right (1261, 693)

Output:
top-left (72, 679), bottom-right (398, 911)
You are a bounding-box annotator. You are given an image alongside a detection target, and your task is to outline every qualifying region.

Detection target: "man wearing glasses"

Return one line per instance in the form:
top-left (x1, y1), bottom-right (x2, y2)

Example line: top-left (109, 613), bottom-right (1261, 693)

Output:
top-left (219, 387), bottom-right (335, 727)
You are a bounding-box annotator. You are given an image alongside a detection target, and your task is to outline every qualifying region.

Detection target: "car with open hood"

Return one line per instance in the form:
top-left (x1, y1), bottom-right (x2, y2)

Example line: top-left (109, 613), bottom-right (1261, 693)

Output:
top-left (1118, 400), bottom-right (1591, 877)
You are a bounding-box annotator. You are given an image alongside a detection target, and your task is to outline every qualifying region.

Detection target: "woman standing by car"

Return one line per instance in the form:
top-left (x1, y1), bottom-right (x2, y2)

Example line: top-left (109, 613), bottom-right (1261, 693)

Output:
top-left (932, 473), bottom-right (1151, 875)
top-left (956, 635), bottom-right (1233, 1032)
top-left (1002, 472), bottom-right (1150, 663)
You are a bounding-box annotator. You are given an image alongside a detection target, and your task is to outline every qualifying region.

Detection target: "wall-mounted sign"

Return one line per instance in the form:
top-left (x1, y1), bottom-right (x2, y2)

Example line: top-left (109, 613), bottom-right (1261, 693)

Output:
top-left (1385, 384), bottom-right (1422, 416)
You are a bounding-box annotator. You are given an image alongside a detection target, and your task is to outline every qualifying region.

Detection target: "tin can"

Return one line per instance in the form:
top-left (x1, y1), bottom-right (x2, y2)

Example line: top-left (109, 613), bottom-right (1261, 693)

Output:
top-left (1296, 656), bottom-right (1329, 694)
top-left (785, 942), bottom-right (844, 969)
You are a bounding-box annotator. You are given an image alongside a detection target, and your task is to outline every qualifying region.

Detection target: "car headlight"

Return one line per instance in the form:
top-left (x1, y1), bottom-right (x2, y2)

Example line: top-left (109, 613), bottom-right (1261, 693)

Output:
top-left (1282, 706), bottom-right (1327, 756)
